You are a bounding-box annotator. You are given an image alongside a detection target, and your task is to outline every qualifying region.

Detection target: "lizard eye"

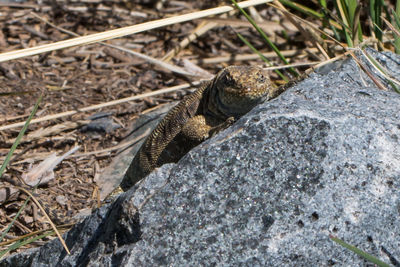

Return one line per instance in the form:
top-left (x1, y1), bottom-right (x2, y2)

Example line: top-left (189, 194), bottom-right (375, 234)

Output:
top-left (224, 74), bottom-right (235, 87)
top-left (257, 73), bottom-right (267, 83)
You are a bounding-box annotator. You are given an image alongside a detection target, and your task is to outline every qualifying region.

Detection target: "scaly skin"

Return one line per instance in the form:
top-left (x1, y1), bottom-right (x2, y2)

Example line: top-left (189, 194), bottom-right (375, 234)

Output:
top-left (120, 65), bottom-right (277, 191)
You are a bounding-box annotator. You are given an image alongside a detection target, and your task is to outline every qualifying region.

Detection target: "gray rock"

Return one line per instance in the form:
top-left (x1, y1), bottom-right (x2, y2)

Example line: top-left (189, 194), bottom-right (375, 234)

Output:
top-left (2, 49), bottom-right (400, 266)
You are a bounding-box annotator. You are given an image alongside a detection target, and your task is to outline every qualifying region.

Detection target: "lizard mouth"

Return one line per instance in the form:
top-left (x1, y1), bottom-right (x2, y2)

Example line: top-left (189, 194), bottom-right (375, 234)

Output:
top-left (216, 89), bottom-right (267, 117)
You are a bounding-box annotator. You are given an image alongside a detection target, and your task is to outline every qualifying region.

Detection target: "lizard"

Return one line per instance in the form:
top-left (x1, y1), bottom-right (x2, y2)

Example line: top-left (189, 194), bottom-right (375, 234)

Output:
top-left (120, 65), bottom-right (283, 191)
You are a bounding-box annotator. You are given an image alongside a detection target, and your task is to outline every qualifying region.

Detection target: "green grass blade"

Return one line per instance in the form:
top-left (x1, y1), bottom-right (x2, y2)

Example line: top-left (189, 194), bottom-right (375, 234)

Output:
top-left (345, 0), bottom-right (362, 45)
top-left (363, 49), bottom-right (400, 93)
top-left (331, 0), bottom-right (362, 46)
top-left (0, 195), bottom-right (31, 243)
top-left (335, 0), bottom-right (354, 47)
top-left (0, 230), bottom-right (57, 259)
top-left (351, 5), bottom-right (362, 45)
top-left (319, 4), bottom-right (342, 41)
top-left (319, 0), bottom-right (327, 7)
top-left (0, 93), bottom-right (43, 178)
top-left (346, 0), bottom-right (358, 24)
top-left (279, 0), bottom-right (324, 19)
top-left (0, 240), bottom-right (22, 259)
top-left (394, 1), bottom-right (400, 53)
top-left (231, 0), bottom-right (299, 76)
top-left (0, 94), bottom-right (43, 245)
top-left (370, 0), bottom-right (384, 41)
top-left (330, 235), bottom-right (391, 267)
top-left (236, 32), bottom-right (288, 82)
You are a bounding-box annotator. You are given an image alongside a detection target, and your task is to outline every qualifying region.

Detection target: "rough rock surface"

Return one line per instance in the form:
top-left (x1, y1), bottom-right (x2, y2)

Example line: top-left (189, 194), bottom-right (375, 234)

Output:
top-left (2, 49), bottom-right (400, 266)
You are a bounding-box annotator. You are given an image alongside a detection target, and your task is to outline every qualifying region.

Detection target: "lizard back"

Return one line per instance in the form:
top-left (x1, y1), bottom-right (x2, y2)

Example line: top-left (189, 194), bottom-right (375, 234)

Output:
top-left (120, 81), bottom-right (210, 190)
top-left (120, 66), bottom-right (274, 191)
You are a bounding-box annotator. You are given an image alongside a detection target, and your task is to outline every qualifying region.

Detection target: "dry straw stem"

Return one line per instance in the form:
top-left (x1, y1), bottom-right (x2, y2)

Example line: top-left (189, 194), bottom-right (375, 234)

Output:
top-left (272, 0), bottom-right (330, 60)
top-left (30, 13), bottom-right (200, 78)
top-left (6, 120), bottom-right (90, 144)
top-left (73, 128), bottom-right (151, 158)
top-left (0, 224), bottom-right (73, 247)
top-left (1, 186), bottom-right (70, 254)
top-left (3, 213), bottom-right (31, 233)
top-left (359, 47), bottom-right (400, 87)
top-left (0, 0), bottom-right (271, 62)
top-left (269, 2), bottom-right (345, 52)
top-left (381, 16), bottom-right (400, 37)
top-left (0, 82), bottom-right (201, 131)
top-left (192, 48), bottom-right (320, 64)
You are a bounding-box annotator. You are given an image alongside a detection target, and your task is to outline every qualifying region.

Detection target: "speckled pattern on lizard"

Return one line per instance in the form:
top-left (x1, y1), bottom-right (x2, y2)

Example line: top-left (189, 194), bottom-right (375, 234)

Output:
top-left (120, 65), bottom-right (281, 191)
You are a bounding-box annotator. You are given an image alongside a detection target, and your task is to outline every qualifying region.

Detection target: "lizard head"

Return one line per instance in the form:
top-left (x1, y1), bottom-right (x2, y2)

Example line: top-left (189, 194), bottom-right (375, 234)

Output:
top-left (212, 65), bottom-right (274, 117)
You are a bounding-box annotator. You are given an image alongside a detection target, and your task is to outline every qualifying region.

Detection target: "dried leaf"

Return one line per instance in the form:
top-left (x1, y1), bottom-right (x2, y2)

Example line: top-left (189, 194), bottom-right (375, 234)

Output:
top-left (22, 146), bottom-right (80, 187)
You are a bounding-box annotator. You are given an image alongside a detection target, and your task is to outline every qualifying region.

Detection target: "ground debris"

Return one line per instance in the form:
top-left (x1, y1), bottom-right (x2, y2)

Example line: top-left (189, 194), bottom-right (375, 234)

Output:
top-left (0, 0), bottom-right (315, 254)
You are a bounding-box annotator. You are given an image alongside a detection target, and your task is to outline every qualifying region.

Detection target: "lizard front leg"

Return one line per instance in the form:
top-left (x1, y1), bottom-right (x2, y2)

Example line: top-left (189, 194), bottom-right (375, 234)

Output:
top-left (181, 115), bottom-right (235, 142)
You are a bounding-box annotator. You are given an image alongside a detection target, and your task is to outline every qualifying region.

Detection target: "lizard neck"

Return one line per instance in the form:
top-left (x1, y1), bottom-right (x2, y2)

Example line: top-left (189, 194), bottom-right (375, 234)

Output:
top-left (202, 79), bottom-right (236, 120)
